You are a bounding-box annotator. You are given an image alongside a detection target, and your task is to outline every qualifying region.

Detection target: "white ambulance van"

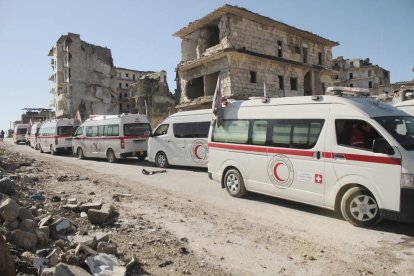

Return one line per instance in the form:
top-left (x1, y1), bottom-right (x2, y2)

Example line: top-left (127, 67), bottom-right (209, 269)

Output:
top-left (208, 87), bottom-right (414, 227)
top-left (13, 124), bottom-right (29, 144)
top-left (29, 122), bottom-right (43, 149)
top-left (38, 119), bottom-right (75, 154)
top-left (148, 109), bottom-right (211, 168)
top-left (72, 114), bottom-right (151, 163)
top-left (394, 99), bottom-right (414, 116)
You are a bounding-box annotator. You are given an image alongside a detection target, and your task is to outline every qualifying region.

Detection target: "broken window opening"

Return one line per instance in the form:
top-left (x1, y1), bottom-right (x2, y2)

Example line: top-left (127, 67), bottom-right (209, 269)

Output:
top-left (369, 81), bottom-right (373, 88)
top-left (277, 41), bottom-right (283, 57)
top-left (126, 73), bottom-right (129, 78)
top-left (205, 26), bottom-right (220, 49)
top-left (278, 75), bottom-right (284, 90)
top-left (350, 73), bottom-right (353, 79)
top-left (119, 83), bottom-right (122, 88)
top-left (303, 48), bottom-right (308, 64)
top-left (318, 52), bottom-right (322, 65)
top-left (294, 46), bottom-right (301, 54)
top-left (204, 72), bottom-right (220, 96)
top-left (350, 83), bottom-right (354, 87)
top-left (126, 83), bottom-right (129, 87)
top-left (133, 74), bottom-right (136, 80)
top-left (186, 76), bottom-right (204, 100)
top-left (290, 77), bottom-right (298, 91)
top-left (368, 70), bottom-right (372, 77)
top-left (250, 71), bottom-right (257, 83)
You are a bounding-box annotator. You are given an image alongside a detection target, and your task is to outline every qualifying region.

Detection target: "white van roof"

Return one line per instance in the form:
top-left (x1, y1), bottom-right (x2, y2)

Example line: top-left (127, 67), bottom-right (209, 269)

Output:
top-left (393, 99), bottom-right (414, 107)
top-left (169, 109), bottom-right (211, 118)
top-left (228, 96), bottom-right (406, 118)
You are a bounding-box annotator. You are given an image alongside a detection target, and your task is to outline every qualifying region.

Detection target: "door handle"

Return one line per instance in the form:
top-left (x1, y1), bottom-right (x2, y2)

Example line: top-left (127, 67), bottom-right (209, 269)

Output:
top-left (313, 151), bottom-right (321, 159)
top-left (166, 139), bottom-right (170, 143)
top-left (334, 153), bottom-right (346, 160)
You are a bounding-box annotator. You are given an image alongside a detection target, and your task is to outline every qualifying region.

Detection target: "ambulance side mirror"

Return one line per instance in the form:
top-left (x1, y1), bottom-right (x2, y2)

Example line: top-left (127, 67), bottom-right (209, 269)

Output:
top-left (372, 138), bottom-right (394, 155)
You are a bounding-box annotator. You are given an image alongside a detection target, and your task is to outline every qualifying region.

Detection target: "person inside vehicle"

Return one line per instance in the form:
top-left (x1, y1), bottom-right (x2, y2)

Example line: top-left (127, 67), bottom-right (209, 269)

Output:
top-left (349, 122), bottom-right (373, 149)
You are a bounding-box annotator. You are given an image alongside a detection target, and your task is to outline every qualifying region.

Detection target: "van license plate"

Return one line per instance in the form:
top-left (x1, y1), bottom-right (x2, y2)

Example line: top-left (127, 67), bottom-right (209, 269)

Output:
top-left (65, 138), bottom-right (72, 141)
top-left (134, 140), bottom-right (143, 144)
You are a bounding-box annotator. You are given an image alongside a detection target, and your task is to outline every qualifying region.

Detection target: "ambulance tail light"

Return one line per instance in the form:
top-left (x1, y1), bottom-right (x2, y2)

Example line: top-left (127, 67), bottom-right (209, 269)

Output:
top-left (401, 174), bottom-right (414, 189)
top-left (55, 137), bottom-right (58, 145)
top-left (120, 138), bottom-right (125, 149)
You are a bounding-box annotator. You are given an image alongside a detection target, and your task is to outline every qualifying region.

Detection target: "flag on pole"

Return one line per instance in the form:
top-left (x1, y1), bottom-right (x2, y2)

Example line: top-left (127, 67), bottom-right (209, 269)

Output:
top-left (212, 75), bottom-right (223, 127)
top-left (263, 82), bottom-right (267, 98)
top-left (74, 110), bottom-right (82, 125)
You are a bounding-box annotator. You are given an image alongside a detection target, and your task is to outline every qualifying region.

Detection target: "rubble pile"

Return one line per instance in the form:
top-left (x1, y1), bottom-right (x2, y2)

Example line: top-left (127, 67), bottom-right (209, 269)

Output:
top-left (0, 147), bottom-right (132, 275)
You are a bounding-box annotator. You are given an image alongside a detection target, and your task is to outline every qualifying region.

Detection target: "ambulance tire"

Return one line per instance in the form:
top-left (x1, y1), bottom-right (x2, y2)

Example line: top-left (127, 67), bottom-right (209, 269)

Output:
top-left (340, 187), bottom-right (382, 227)
top-left (155, 152), bottom-right (169, 168)
top-left (224, 168), bottom-right (247, 198)
top-left (50, 145), bottom-right (56, 155)
top-left (107, 149), bottom-right (117, 163)
top-left (77, 147), bottom-right (85, 160)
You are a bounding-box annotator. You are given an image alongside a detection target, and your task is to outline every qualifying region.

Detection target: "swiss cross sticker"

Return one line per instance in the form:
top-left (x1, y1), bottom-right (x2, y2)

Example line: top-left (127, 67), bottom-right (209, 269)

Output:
top-left (314, 174), bottom-right (323, 184)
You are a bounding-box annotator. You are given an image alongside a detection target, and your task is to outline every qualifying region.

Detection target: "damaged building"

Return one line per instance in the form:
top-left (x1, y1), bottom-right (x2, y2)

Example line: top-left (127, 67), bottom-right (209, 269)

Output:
top-left (129, 71), bottom-right (175, 127)
top-left (49, 33), bottom-right (174, 125)
top-left (49, 33), bottom-right (118, 120)
top-left (174, 4), bottom-right (339, 110)
top-left (332, 56), bottom-right (390, 95)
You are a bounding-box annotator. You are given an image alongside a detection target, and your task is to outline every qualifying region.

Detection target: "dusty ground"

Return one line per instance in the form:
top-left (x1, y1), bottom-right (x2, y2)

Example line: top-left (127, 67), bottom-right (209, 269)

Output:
top-left (2, 140), bottom-right (414, 275)
top-left (0, 142), bottom-right (228, 275)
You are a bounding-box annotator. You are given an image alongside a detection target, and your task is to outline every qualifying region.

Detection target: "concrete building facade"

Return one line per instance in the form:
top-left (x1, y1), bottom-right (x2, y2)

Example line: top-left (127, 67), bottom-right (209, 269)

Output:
top-left (174, 5), bottom-right (339, 110)
top-left (115, 67), bottom-right (154, 114)
top-left (49, 33), bottom-right (118, 121)
top-left (332, 57), bottom-right (390, 95)
top-left (129, 71), bottom-right (176, 127)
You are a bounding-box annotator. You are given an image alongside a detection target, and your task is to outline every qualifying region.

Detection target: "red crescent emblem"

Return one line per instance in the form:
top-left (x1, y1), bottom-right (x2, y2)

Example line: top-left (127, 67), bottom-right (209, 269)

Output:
top-left (273, 162), bottom-right (286, 182)
top-left (194, 144), bottom-right (202, 160)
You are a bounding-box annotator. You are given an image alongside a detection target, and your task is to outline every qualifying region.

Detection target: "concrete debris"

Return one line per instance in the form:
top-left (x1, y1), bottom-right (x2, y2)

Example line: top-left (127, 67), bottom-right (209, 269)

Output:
top-left (80, 202), bottom-right (103, 212)
top-left (19, 218), bottom-right (36, 233)
top-left (0, 177), bottom-right (15, 195)
top-left (75, 243), bottom-right (98, 257)
top-left (87, 206), bottom-right (116, 225)
top-left (0, 197), bottom-right (21, 222)
top-left (50, 218), bottom-right (75, 235)
top-left (54, 262), bottom-right (91, 276)
top-left (86, 253), bottom-right (126, 276)
top-left (19, 207), bottom-right (35, 220)
top-left (10, 229), bottom-right (38, 250)
top-left (97, 241), bottom-right (118, 255)
top-left (0, 235), bottom-right (15, 276)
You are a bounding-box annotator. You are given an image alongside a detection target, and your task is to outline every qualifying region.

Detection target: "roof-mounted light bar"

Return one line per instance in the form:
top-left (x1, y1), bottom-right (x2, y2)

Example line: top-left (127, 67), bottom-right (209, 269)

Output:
top-left (327, 86), bottom-right (370, 97)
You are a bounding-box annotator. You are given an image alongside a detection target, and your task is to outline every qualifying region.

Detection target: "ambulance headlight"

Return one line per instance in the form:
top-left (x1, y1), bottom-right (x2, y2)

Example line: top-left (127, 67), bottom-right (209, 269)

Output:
top-left (401, 174), bottom-right (414, 189)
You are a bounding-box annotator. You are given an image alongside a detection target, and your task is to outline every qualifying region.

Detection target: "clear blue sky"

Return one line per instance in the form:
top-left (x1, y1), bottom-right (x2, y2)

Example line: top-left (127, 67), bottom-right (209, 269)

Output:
top-left (0, 0), bottom-right (413, 131)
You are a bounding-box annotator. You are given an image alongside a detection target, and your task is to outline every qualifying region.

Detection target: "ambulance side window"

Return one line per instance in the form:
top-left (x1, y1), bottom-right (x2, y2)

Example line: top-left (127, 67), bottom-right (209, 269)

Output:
top-left (335, 119), bottom-right (382, 151)
top-left (153, 124), bottom-right (169, 136)
top-left (252, 121), bottom-right (267, 145)
top-left (74, 127), bottom-right (84, 136)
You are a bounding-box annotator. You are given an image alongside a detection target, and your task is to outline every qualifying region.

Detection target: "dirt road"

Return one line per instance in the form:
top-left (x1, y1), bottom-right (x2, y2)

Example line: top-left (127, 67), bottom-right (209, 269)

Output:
top-left (5, 140), bottom-right (414, 275)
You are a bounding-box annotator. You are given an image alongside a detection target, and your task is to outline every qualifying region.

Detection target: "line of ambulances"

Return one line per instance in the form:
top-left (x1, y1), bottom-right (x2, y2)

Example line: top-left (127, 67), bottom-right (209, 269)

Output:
top-left (12, 87), bottom-right (414, 227)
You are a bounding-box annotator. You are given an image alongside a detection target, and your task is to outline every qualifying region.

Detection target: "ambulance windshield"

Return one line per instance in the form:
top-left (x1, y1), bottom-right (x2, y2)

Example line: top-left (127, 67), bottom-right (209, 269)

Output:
top-left (375, 116), bottom-right (414, 151)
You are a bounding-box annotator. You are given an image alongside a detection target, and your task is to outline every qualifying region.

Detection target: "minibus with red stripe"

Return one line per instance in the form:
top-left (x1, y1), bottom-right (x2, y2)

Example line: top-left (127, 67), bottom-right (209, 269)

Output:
top-left (72, 114), bottom-right (151, 163)
top-left (13, 124), bottom-right (29, 144)
top-left (148, 109), bottom-right (211, 168)
top-left (38, 119), bottom-right (75, 154)
top-left (29, 122), bottom-right (43, 149)
top-left (208, 87), bottom-right (414, 227)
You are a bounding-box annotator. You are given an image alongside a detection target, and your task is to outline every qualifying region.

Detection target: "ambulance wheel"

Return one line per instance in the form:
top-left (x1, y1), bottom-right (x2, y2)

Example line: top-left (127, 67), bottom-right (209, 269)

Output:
top-left (50, 145), bottom-right (56, 155)
top-left (77, 147), bottom-right (85, 159)
top-left (155, 152), bottom-right (169, 168)
top-left (107, 149), bottom-right (117, 163)
top-left (224, 169), bottom-right (247, 198)
top-left (340, 187), bottom-right (382, 227)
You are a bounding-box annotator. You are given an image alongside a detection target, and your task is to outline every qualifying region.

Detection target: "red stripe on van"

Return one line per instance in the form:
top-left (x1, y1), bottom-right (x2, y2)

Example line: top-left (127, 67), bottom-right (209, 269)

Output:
top-left (209, 142), bottom-right (401, 165)
top-left (72, 136), bottom-right (147, 141)
top-left (208, 142), bottom-right (313, 157)
top-left (38, 135), bottom-right (71, 139)
top-left (324, 152), bottom-right (401, 165)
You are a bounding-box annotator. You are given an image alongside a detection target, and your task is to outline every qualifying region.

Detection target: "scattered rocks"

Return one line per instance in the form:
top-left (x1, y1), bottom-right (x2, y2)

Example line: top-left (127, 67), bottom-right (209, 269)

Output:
top-left (0, 177), bottom-right (15, 195)
top-left (0, 197), bottom-right (21, 222)
top-left (10, 229), bottom-right (38, 250)
top-left (0, 235), bottom-right (15, 276)
top-left (54, 262), bottom-right (91, 276)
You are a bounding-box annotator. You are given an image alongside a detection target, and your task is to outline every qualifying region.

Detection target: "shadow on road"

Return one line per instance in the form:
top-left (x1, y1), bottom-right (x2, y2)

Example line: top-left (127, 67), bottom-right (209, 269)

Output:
top-left (242, 192), bottom-right (414, 236)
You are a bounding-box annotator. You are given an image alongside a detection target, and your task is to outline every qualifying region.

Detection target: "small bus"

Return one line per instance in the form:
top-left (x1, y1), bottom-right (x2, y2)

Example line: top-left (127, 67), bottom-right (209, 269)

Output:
top-left (208, 87), bottom-right (414, 227)
top-left (13, 124), bottom-right (29, 144)
top-left (38, 119), bottom-right (74, 154)
top-left (148, 109), bottom-right (211, 168)
top-left (72, 114), bottom-right (151, 163)
top-left (29, 122), bottom-right (43, 149)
